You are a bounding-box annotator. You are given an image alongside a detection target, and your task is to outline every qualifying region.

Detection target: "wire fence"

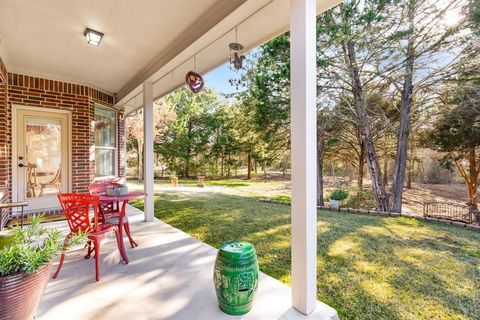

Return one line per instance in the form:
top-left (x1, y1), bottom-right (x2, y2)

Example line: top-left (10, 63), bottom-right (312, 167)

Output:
top-left (423, 202), bottom-right (475, 224)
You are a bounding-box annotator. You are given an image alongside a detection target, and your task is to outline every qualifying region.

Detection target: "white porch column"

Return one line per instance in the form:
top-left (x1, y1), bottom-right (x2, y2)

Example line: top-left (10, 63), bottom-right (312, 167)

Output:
top-left (290, 0), bottom-right (317, 315)
top-left (143, 82), bottom-right (154, 222)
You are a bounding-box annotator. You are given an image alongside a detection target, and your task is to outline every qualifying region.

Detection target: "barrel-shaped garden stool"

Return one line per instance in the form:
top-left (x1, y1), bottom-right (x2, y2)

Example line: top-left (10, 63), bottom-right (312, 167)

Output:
top-left (213, 241), bottom-right (259, 315)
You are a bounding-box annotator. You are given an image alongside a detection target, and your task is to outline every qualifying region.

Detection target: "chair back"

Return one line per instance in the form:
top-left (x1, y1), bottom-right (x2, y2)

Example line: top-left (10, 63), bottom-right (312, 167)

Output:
top-left (88, 182), bottom-right (117, 195)
top-left (57, 194), bottom-right (100, 233)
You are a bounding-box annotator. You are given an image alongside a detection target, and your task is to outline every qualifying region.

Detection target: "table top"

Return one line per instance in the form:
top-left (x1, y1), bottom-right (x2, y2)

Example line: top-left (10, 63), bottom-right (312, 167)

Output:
top-left (98, 191), bottom-right (145, 202)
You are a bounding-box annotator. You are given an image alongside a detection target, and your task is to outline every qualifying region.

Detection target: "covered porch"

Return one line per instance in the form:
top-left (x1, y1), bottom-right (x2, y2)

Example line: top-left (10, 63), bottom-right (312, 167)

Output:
top-left (0, 0), bottom-right (341, 318)
top-left (38, 205), bottom-right (337, 319)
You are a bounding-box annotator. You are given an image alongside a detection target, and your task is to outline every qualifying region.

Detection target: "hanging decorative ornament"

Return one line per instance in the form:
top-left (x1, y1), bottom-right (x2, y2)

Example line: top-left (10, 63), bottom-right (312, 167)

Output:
top-left (229, 28), bottom-right (246, 71)
top-left (185, 56), bottom-right (204, 93)
top-left (185, 71), bottom-right (204, 93)
top-left (228, 27), bottom-right (247, 90)
top-left (229, 43), bottom-right (246, 71)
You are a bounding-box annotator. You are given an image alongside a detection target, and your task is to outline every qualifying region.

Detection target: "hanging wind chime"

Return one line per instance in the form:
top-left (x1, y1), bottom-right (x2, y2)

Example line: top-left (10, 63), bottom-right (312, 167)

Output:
top-left (229, 27), bottom-right (246, 90)
top-left (185, 55), bottom-right (204, 93)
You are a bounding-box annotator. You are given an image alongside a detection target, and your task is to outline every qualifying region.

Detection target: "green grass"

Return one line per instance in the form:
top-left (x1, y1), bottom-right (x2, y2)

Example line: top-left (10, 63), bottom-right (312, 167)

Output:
top-left (268, 194), bottom-right (292, 203)
top-left (132, 191), bottom-right (480, 320)
top-left (146, 178), bottom-right (284, 188)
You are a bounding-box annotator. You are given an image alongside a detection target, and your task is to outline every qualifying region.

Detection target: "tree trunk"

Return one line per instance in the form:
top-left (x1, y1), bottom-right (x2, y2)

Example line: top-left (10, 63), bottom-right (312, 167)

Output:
top-left (185, 120), bottom-right (193, 178)
top-left (282, 157), bottom-right (287, 177)
top-left (221, 156), bottom-right (224, 177)
top-left (247, 153), bottom-right (252, 180)
top-left (391, 1), bottom-right (415, 213)
top-left (453, 149), bottom-right (479, 221)
top-left (263, 161), bottom-right (267, 183)
top-left (227, 154), bottom-right (231, 178)
top-left (406, 167), bottom-right (412, 189)
top-left (357, 141), bottom-right (365, 188)
top-left (317, 121), bottom-right (326, 206)
top-left (467, 149), bottom-right (478, 208)
top-left (383, 157), bottom-right (388, 186)
top-left (468, 175), bottom-right (478, 207)
top-left (418, 162), bottom-right (425, 184)
top-left (345, 41), bottom-right (389, 211)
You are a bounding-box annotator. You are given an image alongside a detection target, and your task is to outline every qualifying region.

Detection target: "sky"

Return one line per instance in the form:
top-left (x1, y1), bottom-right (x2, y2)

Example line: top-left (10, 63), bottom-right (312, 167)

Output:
top-left (203, 62), bottom-right (241, 95)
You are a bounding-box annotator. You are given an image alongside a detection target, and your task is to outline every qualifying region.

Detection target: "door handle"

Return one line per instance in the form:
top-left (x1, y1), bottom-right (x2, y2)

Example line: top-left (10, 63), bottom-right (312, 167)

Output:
top-left (18, 163), bottom-right (24, 168)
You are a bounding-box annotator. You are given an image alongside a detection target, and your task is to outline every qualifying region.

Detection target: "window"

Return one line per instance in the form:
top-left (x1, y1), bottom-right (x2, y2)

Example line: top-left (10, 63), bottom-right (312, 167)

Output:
top-left (94, 105), bottom-right (116, 177)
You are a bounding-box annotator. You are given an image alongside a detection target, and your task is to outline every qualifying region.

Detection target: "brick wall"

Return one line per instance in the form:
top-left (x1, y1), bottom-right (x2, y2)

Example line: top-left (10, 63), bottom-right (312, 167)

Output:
top-left (0, 66), bottom-right (124, 213)
top-left (0, 58), bottom-right (10, 207)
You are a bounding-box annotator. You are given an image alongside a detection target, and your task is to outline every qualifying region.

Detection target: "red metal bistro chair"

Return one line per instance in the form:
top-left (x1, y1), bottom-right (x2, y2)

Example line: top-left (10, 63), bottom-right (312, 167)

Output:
top-left (53, 194), bottom-right (128, 281)
top-left (88, 182), bottom-right (138, 248)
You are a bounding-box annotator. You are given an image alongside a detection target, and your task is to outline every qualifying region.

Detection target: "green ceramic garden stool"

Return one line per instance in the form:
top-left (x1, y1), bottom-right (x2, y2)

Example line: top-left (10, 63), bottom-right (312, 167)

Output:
top-left (213, 241), bottom-right (259, 315)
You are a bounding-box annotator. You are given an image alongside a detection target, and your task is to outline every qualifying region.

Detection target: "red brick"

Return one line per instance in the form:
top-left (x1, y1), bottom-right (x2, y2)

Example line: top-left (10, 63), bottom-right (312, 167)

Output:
top-left (0, 62), bottom-right (122, 209)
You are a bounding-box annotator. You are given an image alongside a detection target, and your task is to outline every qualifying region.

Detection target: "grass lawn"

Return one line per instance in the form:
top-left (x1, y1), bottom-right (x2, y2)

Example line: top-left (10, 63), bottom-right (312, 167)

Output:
top-left (149, 178), bottom-right (285, 188)
top-left (131, 190), bottom-right (480, 320)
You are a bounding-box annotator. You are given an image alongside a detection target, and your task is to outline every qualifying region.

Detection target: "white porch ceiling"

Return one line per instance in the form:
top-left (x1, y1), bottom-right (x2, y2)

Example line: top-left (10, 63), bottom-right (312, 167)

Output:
top-left (0, 0), bottom-right (342, 112)
top-left (0, 0), bottom-right (244, 93)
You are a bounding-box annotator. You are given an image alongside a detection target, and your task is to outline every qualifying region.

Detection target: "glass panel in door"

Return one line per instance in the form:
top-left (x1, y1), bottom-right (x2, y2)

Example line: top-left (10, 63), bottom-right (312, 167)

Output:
top-left (15, 108), bottom-right (70, 213)
top-left (25, 117), bottom-right (62, 198)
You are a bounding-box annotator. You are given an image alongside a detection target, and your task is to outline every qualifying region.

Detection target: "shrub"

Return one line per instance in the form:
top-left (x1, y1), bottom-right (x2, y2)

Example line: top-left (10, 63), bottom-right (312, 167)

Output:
top-left (344, 188), bottom-right (376, 209)
top-left (0, 216), bottom-right (83, 277)
top-left (329, 188), bottom-right (349, 201)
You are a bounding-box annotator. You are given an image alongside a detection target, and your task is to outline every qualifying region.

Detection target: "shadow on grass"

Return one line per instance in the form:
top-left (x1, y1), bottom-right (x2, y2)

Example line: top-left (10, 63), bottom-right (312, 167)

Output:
top-left (130, 191), bottom-right (480, 320)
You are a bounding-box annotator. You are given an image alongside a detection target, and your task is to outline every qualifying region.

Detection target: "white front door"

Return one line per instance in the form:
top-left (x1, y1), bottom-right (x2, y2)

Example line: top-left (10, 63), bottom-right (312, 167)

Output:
top-left (14, 107), bottom-right (71, 213)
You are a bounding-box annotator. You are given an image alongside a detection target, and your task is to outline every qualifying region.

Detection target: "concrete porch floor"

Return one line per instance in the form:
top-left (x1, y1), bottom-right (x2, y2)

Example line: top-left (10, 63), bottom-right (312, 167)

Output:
top-left (37, 205), bottom-right (338, 320)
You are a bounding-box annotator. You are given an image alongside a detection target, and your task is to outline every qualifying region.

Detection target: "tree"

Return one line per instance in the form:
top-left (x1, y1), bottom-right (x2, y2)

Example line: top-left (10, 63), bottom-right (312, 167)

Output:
top-left (326, 89), bottom-right (394, 188)
top-left (317, 1), bottom-right (393, 211)
top-left (210, 103), bottom-right (242, 178)
top-left (233, 34), bottom-right (291, 181)
top-left (387, 0), bottom-right (467, 212)
top-left (231, 98), bottom-right (262, 180)
top-left (427, 74), bottom-right (480, 212)
top-left (161, 87), bottom-right (219, 177)
top-left (126, 99), bottom-right (174, 180)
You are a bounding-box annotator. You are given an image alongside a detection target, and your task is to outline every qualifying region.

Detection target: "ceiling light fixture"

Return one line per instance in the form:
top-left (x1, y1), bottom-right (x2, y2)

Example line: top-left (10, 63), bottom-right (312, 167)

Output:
top-left (84, 28), bottom-right (104, 46)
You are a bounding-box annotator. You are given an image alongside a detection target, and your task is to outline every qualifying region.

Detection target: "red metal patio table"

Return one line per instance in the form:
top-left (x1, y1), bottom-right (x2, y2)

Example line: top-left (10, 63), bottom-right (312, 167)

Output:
top-left (98, 191), bottom-right (145, 264)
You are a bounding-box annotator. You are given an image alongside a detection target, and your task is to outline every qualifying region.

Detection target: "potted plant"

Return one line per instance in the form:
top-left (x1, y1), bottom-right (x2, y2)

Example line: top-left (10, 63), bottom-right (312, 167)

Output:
top-left (329, 188), bottom-right (349, 209)
top-left (0, 216), bottom-right (83, 320)
top-left (197, 175), bottom-right (205, 188)
top-left (170, 172), bottom-right (178, 187)
top-left (197, 167), bottom-right (206, 188)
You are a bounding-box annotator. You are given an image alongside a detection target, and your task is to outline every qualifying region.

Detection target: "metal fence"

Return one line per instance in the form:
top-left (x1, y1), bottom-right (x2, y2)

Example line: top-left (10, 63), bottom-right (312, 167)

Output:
top-left (423, 202), bottom-right (474, 224)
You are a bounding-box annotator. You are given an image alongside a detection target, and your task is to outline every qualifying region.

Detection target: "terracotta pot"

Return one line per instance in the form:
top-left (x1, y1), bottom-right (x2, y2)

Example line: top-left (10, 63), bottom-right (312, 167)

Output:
top-left (171, 178), bottom-right (178, 186)
top-left (197, 176), bottom-right (205, 188)
top-left (0, 261), bottom-right (52, 320)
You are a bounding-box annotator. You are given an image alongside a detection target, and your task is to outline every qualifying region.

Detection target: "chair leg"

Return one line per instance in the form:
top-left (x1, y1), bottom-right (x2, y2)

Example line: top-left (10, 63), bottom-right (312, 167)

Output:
top-left (85, 240), bottom-right (94, 259)
top-left (52, 252), bottom-right (66, 279)
top-left (124, 221), bottom-right (138, 248)
top-left (53, 235), bottom-right (71, 279)
top-left (94, 239), bottom-right (101, 281)
top-left (113, 227), bottom-right (129, 264)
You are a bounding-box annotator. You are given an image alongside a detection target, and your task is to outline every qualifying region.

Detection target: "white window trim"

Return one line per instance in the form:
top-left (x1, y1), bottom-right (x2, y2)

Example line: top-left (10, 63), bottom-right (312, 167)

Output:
top-left (94, 104), bottom-right (118, 180)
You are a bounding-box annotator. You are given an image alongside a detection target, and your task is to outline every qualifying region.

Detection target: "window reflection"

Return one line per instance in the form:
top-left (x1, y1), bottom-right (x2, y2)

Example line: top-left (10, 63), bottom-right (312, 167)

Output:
top-left (25, 118), bottom-right (62, 198)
